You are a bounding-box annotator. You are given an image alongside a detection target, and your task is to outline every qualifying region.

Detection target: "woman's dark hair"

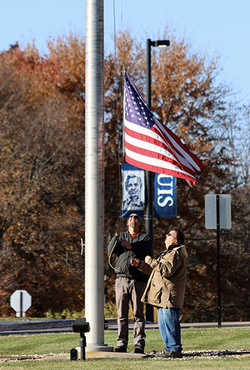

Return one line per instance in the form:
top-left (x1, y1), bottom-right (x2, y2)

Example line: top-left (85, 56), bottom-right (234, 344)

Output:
top-left (172, 228), bottom-right (184, 245)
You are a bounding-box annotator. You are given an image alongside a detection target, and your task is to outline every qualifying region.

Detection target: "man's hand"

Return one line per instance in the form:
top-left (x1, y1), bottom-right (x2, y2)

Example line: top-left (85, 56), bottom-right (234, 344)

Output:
top-left (115, 225), bottom-right (124, 236)
top-left (121, 239), bottom-right (132, 249)
top-left (145, 255), bottom-right (152, 264)
top-left (131, 258), bottom-right (140, 267)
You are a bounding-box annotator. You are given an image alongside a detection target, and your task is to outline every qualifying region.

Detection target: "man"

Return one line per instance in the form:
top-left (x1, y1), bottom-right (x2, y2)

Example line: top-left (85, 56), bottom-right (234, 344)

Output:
top-left (107, 214), bottom-right (152, 353)
top-left (122, 175), bottom-right (144, 211)
top-left (131, 228), bottom-right (187, 358)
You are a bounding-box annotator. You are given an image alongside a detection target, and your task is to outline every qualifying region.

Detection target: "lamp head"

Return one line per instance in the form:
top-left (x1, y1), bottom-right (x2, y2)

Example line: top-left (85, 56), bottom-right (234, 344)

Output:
top-left (151, 40), bottom-right (170, 47)
top-left (72, 318), bottom-right (90, 336)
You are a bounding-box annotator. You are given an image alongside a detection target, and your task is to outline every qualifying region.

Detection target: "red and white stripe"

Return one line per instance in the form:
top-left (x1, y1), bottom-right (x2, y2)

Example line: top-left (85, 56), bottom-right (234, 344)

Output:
top-left (124, 114), bottom-right (204, 186)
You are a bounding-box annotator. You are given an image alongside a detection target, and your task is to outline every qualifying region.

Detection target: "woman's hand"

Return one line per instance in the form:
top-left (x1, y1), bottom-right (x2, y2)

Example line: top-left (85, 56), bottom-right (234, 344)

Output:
top-left (145, 255), bottom-right (152, 265)
top-left (131, 258), bottom-right (140, 267)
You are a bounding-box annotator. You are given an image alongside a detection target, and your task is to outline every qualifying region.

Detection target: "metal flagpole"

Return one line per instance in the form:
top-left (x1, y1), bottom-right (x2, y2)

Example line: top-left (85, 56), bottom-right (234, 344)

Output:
top-left (145, 38), bottom-right (154, 322)
top-left (145, 38), bottom-right (170, 322)
top-left (85, 0), bottom-right (113, 352)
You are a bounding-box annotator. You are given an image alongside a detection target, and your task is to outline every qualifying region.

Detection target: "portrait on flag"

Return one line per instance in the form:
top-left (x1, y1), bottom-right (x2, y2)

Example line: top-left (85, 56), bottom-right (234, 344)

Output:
top-left (154, 175), bottom-right (177, 218)
top-left (122, 163), bottom-right (144, 217)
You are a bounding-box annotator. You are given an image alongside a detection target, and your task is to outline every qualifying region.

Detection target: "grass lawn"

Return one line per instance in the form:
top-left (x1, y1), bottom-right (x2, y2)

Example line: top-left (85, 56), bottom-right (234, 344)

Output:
top-left (0, 327), bottom-right (249, 369)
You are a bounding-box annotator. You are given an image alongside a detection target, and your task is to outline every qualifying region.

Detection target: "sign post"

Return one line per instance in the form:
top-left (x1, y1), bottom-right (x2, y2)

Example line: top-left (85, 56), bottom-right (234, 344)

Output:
top-left (10, 290), bottom-right (32, 317)
top-left (205, 194), bottom-right (231, 328)
top-left (216, 195), bottom-right (221, 327)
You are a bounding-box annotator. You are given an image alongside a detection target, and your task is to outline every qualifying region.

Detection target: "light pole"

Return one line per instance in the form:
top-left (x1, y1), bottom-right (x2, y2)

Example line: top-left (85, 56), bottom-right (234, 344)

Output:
top-left (145, 38), bottom-right (170, 322)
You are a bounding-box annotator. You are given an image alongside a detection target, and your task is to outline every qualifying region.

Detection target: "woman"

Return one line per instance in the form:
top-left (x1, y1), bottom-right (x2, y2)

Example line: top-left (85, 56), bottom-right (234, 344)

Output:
top-left (131, 228), bottom-right (188, 358)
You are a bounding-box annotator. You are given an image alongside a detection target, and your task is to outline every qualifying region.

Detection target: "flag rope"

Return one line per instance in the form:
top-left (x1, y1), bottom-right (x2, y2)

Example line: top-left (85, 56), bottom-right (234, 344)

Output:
top-left (112, 0), bottom-right (126, 224)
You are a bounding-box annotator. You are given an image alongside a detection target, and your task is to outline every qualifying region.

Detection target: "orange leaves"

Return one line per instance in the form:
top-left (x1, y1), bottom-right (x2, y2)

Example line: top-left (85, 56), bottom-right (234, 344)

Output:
top-left (194, 264), bottom-right (207, 275)
top-left (0, 36), bottom-right (86, 316)
top-left (0, 29), bottom-right (244, 318)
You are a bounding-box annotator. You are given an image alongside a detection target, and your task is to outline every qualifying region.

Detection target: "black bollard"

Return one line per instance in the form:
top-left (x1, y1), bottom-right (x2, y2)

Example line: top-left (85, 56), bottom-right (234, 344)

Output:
top-left (70, 348), bottom-right (78, 361)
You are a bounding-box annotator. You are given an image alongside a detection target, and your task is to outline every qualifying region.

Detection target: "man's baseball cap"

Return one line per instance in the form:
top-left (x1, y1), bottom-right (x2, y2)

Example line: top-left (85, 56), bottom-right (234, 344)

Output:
top-left (127, 213), bottom-right (141, 223)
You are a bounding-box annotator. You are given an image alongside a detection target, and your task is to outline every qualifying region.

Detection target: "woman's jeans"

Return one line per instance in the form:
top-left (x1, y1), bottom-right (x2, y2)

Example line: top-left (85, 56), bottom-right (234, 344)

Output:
top-left (157, 307), bottom-right (182, 353)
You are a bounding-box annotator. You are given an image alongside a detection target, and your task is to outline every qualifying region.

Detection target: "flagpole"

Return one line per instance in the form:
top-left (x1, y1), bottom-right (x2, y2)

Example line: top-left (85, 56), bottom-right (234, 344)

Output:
top-left (145, 39), bottom-right (154, 322)
top-left (145, 38), bottom-right (170, 322)
top-left (145, 38), bottom-right (153, 247)
top-left (85, 0), bottom-right (113, 352)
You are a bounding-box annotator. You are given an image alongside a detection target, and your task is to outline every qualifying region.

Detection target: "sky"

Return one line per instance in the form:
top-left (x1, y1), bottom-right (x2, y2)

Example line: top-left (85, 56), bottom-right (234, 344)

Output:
top-left (1, 0), bottom-right (249, 103)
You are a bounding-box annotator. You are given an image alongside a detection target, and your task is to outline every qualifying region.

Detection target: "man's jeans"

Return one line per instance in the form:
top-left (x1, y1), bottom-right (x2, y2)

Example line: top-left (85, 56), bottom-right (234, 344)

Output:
top-left (157, 307), bottom-right (182, 353)
top-left (115, 277), bottom-right (145, 349)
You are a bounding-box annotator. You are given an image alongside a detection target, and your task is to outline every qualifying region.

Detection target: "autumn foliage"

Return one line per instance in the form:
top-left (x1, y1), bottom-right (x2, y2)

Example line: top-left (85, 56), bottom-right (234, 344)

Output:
top-left (0, 30), bottom-right (249, 321)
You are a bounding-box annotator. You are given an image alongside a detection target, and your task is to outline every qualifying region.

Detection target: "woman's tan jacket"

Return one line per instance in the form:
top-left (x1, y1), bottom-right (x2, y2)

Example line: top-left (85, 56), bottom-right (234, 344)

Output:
top-left (138, 244), bottom-right (188, 309)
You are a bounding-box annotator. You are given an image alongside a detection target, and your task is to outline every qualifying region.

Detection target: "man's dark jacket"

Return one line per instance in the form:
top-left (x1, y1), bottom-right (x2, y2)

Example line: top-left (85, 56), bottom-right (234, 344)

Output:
top-left (107, 231), bottom-right (152, 283)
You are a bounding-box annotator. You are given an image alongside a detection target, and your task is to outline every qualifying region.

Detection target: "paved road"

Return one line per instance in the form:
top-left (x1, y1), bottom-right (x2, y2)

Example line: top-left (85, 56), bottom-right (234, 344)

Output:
top-left (0, 319), bottom-right (250, 336)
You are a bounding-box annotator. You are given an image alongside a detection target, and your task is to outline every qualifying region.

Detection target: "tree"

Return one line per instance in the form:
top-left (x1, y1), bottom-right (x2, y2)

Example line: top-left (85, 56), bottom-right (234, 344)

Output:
top-left (103, 29), bottom-right (247, 322)
top-left (0, 29), bottom-right (249, 321)
top-left (0, 38), bottom-right (85, 316)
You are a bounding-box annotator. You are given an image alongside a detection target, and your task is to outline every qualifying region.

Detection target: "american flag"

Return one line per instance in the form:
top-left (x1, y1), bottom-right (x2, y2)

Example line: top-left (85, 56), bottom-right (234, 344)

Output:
top-left (123, 72), bottom-right (205, 186)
